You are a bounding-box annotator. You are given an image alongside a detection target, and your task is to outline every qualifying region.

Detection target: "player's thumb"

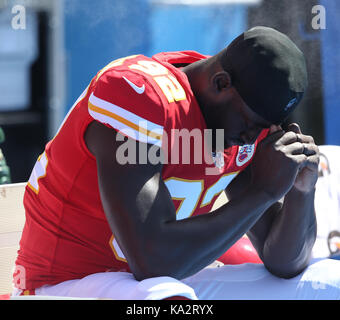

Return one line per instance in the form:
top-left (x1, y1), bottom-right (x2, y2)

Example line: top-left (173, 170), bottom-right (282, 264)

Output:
top-left (287, 123), bottom-right (302, 134)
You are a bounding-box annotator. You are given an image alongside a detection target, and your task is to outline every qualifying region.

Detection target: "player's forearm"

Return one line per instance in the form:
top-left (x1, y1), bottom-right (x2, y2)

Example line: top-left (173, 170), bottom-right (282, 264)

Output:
top-left (261, 187), bottom-right (317, 278)
top-left (134, 187), bottom-right (274, 280)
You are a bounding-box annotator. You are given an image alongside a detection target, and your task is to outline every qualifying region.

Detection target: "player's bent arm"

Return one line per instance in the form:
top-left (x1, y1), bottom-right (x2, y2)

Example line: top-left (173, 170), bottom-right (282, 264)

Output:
top-left (226, 128), bottom-right (319, 279)
top-left (225, 164), bottom-right (317, 279)
top-left (260, 187), bottom-right (317, 279)
top-left (85, 121), bottom-right (276, 281)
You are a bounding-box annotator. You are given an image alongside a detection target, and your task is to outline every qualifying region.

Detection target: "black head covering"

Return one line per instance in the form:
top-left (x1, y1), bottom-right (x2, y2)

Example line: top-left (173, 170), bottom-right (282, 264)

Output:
top-left (222, 26), bottom-right (308, 124)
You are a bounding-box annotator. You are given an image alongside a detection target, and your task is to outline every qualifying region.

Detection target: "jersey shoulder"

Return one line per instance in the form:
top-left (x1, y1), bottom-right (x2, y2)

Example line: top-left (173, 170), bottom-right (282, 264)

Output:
top-left (88, 55), bottom-right (167, 146)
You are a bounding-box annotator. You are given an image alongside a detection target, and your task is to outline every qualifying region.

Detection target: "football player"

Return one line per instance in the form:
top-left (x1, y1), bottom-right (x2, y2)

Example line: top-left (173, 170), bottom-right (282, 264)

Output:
top-left (12, 27), bottom-right (340, 299)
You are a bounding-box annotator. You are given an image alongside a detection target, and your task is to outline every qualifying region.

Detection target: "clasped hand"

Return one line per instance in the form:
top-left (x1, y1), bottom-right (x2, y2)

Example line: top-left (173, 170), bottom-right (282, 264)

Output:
top-left (251, 123), bottom-right (319, 201)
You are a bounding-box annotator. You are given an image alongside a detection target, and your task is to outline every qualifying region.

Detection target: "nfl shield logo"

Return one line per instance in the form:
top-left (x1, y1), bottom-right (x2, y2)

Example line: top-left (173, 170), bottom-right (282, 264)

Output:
top-left (236, 144), bottom-right (255, 167)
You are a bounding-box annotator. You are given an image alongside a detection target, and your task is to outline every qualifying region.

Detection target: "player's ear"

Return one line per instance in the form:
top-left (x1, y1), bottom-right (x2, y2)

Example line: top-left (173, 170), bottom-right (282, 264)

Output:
top-left (212, 71), bottom-right (232, 92)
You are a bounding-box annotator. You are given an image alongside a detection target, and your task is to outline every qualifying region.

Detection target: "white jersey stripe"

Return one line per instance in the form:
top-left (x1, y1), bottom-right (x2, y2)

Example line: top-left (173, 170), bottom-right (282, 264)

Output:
top-left (88, 105), bottom-right (162, 147)
top-left (88, 93), bottom-right (164, 134)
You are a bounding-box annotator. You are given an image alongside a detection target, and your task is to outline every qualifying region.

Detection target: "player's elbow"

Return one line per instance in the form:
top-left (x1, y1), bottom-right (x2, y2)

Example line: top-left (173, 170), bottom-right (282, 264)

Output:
top-left (263, 235), bottom-right (316, 279)
top-left (131, 254), bottom-right (185, 281)
top-left (132, 265), bottom-right (180, 282)
top-left (263, 256), bottom-right (310, 279)
top-left (129, 241), bottom-right (185, 281)
top-left (265, 263), bottom-right (306, 279)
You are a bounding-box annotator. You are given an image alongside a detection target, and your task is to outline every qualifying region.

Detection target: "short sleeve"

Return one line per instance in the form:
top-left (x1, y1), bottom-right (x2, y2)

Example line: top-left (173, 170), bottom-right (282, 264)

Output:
top-left (88, 68), bottom-right (165, 147)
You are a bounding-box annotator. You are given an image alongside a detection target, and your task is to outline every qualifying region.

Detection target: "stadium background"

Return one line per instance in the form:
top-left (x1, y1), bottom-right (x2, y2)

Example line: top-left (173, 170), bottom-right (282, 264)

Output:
top-left (0, 0), bottom-right (339, 183)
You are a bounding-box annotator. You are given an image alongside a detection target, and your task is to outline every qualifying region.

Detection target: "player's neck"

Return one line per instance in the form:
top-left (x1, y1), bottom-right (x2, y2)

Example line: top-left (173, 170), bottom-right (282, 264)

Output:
top-left (182, 58), bottom-right (207, 84)
top-left (182, 59), bottom-right (215, 130)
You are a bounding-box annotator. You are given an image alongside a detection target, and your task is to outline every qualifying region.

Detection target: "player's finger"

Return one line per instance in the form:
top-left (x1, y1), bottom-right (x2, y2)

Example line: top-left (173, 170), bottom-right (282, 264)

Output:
top-left (303, 143), bottom-right (319, 156)
top-left (279, 131), bottom-right (316, 149)
top-left (286, 122), bottom-right (306, 145)
top-left (278, 131), bottom-right (299, 145)
top-left (262, 128), bottom-right (286, 145)
top-left (285, 142), bottom-right (304, 155)
top-left (301, 154), bottom-right (320, 171)
top-left (286, 123), bottom-right (317, 146)
top-left (295, 134), bottom-right (315, 144)
top-left (287, 122), bottom-right (302, 135)
top-left (289, 142), bottom-right (318, 157)
top-left (289, 153), bottom-right (308, 166)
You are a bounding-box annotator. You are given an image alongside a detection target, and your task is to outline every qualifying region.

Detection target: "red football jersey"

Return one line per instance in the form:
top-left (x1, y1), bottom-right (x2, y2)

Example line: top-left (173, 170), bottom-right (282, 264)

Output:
top-left (14, 51), bottom-right (268, 291)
